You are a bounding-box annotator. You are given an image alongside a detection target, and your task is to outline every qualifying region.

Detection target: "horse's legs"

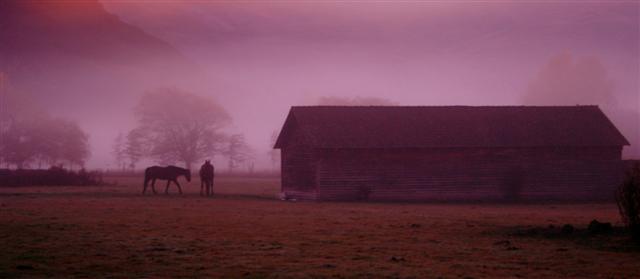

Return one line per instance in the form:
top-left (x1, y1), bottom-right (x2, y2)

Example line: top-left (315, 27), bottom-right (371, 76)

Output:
top-left (151, 179), bottom-right (157, 194)
top-left (173, 180), bottom-right (182, 195)
top-left (200, 180), bottom-right (204, 196)
top-left (175, 180), bottom-right (183, 194)
top-left (143, 177), bottom-right (149, 194)
top-left (165, 180), bottom-right (171, 194)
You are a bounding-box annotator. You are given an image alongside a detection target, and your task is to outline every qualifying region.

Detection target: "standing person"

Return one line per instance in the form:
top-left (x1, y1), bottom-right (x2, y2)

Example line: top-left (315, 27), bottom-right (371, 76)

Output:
top-left (199, 160), bottom-right (215, 196)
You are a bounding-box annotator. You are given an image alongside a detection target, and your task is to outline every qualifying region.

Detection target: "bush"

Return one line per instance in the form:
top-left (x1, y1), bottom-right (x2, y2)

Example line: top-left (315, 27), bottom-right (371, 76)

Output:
top-left (587, 219), bottom-right (613, 235)
top-left (616, 163), bottom-right (640, 242)
top-left (0, 167), bottom-right (103, 187)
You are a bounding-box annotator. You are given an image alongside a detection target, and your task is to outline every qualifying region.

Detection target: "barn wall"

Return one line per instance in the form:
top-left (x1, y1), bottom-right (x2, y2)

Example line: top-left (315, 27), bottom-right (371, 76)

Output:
top-left (280, 128), bottom-right (318, 200)
top-left (314, 147), bottom-right (624, 201)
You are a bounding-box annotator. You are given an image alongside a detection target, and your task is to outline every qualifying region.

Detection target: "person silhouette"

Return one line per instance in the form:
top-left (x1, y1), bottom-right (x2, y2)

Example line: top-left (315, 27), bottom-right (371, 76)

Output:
top-left (199, 160), bottom-right (215, 196)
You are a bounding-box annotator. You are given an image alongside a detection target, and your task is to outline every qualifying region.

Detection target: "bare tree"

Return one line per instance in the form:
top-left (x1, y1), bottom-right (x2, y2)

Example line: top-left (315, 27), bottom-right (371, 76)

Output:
top-left (0, 77), bottom-right (48, 168)
top-left (1, 116), bottom-right (89, 169)
top-left (31, 120), bottom-right (59, 168)
top-left (617, 163), bottom-right (640, 242)
top-left (224, 134), bottom-right (253, 173)
top-left (2, 120), bottom-right (37, 169)
top-left (1, 81), bottom-right (90, 169)
top-left (132, 88), bottom-right (231, 169)
top-left (112, 132), bottom-right (126, 171)
top-left (56, 118), bottom-right (90, 169)
top-left (523, 52), bottom-right (615, 105)
top-left (124, 128), bottom-right (145, 171)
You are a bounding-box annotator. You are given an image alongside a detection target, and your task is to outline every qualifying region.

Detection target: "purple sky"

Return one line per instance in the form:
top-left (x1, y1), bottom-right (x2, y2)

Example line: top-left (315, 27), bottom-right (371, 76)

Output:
top-left (100, 1), bottom-right (639, 167)
top-left (5, 1), bottom-right (639, 169)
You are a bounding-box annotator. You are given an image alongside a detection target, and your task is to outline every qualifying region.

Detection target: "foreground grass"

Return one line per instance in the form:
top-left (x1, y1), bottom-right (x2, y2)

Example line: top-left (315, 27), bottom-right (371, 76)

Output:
top-left (1, 177), bottom-right (639, 278)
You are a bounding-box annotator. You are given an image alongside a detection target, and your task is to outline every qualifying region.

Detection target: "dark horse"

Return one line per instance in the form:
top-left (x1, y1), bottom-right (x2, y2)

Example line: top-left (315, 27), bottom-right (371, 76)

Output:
top-left (143, 166), bottom-right (191, 195)
top-left (199, 160), bottom-right (215, 196)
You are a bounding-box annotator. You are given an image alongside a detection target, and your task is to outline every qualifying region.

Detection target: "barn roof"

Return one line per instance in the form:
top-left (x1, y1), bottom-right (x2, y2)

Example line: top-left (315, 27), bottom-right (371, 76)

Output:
top-left (274, 106), bottom-right (629, 149)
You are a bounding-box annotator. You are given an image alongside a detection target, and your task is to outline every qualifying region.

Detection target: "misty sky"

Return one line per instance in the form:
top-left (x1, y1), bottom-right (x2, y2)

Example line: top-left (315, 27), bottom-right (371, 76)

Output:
top-left (100, 1), bottom-right (639, 166)
top-left (4, 1), bottom-right (639, 169)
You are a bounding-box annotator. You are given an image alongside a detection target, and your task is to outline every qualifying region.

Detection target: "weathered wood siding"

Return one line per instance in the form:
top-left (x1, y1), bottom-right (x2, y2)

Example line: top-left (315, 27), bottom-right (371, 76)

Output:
top-left (280, 127), bottom-right (318, 200)
top-left (313, 147), bottom-right (624, 202)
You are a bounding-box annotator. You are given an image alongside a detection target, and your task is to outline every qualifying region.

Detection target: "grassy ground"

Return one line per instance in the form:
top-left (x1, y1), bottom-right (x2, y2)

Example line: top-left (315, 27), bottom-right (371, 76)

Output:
top-left (1, 176), bottom-right (639, 278)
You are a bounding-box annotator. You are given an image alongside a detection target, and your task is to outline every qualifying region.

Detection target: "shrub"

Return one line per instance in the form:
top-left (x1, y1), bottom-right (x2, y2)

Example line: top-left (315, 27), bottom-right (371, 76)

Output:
top-left (0, 167), bottom-right (103, 187)
top-left (616, 163), bottom-right (640, 242)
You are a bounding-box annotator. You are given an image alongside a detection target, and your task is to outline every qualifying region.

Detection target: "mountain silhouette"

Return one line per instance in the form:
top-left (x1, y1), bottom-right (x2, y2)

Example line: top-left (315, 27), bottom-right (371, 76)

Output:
top-left (0, 0), bottom-right (202, 107)
top-left (0, 0), bottom-right (210, 168)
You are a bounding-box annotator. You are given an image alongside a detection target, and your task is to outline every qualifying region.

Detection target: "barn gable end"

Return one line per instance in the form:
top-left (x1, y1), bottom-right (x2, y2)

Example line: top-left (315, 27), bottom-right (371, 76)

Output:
top-left (275, 114), bottom-right (318, 200)
top-left (274, 106), bottom-right (629, 202)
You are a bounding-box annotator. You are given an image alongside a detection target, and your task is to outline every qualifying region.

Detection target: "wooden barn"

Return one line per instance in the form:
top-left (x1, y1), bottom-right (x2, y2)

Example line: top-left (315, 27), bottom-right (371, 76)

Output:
top-left (274, 106), bottom-right (629, 202)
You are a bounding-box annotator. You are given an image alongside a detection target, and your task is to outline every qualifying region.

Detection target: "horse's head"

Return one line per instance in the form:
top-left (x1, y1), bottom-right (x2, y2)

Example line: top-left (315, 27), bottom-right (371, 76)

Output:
top-left (185, 169), bottom-right (192, 182)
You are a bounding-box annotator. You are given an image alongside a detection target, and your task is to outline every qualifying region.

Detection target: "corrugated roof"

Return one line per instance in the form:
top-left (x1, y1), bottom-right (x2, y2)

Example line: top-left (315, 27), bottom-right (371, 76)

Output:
top-left (274, 106), bottom-right (629, 149)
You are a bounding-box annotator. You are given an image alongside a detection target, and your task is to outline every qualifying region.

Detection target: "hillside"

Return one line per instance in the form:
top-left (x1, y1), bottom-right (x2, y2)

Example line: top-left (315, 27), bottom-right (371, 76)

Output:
top-left (0, 0), bottom-right (208, 167)
top-left (0, 0), bottom-right (201, 108)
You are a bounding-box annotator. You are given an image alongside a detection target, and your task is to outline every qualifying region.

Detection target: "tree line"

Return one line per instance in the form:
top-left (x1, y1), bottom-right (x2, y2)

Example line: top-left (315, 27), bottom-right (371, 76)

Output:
top-left (112, 88), bottom-right (254, 172)
top-left (0, 79), bottom-right (89, 169)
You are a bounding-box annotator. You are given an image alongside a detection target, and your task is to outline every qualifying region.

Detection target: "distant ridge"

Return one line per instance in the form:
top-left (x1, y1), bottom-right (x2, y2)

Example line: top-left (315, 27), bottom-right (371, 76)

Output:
top-left (0, 0), bottom-right (193, 68)
top-left (0, 0), bottom-right (201, 102)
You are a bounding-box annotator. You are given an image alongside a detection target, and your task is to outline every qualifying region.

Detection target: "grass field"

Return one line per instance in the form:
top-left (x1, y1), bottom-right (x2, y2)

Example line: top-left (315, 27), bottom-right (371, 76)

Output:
top-left (1, 176), bottom-right (639, 278)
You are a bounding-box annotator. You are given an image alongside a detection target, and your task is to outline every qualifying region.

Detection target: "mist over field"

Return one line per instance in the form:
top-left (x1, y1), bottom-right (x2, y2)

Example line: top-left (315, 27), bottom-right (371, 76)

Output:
top-left (3, 2), bottom-right (640, 277)
top-left (1, 0), bottom-right (638, 169)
